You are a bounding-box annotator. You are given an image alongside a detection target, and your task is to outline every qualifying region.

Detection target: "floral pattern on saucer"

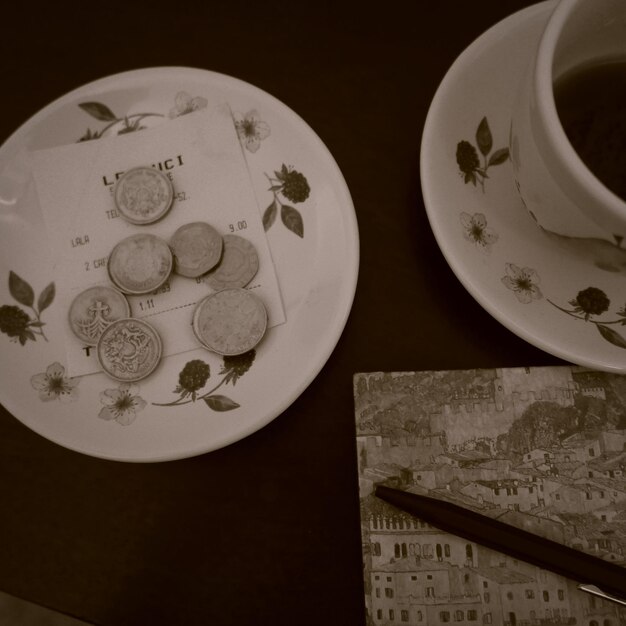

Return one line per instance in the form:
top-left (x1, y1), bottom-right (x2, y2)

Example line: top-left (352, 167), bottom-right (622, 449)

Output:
top-left (455, 117), bottom-right (509, 192)
top-left (422, 1), bottom-right (626, 371)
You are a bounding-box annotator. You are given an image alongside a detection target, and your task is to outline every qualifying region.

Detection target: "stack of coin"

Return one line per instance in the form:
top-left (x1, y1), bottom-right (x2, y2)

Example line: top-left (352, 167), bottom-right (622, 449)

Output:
top-left (204, 234), bottom-right (259, 290)
top-left (97, 318), bottom-right (163, 382)
top-left (75, 170), bottom-right (271, 382)
top-left (68, 285), bottom-right (131, 345)
top-left (192, 288), bottom-right (267, 356)
top-left (170, 222), bottom-right (223, 278)
top-left (114, 167), bottom-right (174, 225)
top-left (108, 233), bottom-right (173, 295)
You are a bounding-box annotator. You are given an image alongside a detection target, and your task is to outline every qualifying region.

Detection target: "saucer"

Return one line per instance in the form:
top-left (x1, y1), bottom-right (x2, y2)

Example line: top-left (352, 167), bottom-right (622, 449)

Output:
top-left (421, 1), bottom-right (626, 374)
top-left (0, 67), bottom-right (359, 461)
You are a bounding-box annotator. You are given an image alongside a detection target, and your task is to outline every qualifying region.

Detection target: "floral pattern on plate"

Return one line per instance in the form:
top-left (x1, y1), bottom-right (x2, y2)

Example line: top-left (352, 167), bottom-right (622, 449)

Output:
top-left (153, 350), bottom-right (256, 411)
top-left (0, 272), bottom-right (54, 345)
top-left (0, 67), bottom-right (359, 461)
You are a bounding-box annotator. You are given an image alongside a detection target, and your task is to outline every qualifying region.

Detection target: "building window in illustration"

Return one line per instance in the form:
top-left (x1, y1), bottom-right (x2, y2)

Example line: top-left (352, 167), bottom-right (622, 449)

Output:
top-left (467, 610), bottom-right (477, 621)
top-left (425, 587), bottom-right (435, 598)
top-left (543, 590), bottom-right (550, 602)
top-left (411, 575), bottom-right (417, 581)
top-left (525, 589), bottom-right (535, 599)
top-left (507, 591), bottom-right (514, 600)
top-left (401, 610), bottom-right (409, 622)
top-left (416, 610), bottom-right (423, 621)
top-left (387, 576), bottom-right (392, 582)
top-left (589, 448), bottom-right (595, 457)
top-left (483, 581), bottom-right (488, 588)
top-left (484, 592), bottom-right (490, 603)
top-left (439, 611), bottom-right (450, 623)
top-left (373, 542), bottom-right (381, 556)
top-left (401, 543), bottom-right (407, 558)
top-left (558, 589), bottom-right (564, 600)
top-left (436, 544), bottom-right (443, 561)
top-left (395, 544), bottom-right (400, 558)
top-left (454, 610), bottom-right (464, 621)
top-left (385, 588), bottom-right (394, 599)
top-left (377, 609), bottom-right (382, 620)
top-left (483, 613), bottom-right (492, 624)
top-left (389, 609), bottom-right (394, 621)
top-left (375, 588), bottom-right (380, 598)
top-left (422, 544), bottom-right (433, 558)
top-left (444, 544), bottom-right (451, 557)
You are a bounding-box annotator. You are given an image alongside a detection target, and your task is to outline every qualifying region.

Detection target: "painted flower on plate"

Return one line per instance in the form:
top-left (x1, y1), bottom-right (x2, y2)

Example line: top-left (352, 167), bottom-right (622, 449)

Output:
top-left (169, 91), bottom-right (208, 119)
top-left (460, 212), bottom-right (498, 251)
top-left (175, 359), bottom-right (211, 401)
top-left (98, 383), bottom-right (146, 426)
top-left (219, 350), bottom-right (256, 385)
top-left (234, 110), bottom-right (271, 153)
top-left (30, 362), bottom-right (79, 403)
top-left (569, 287), bottom-right (611, 320)
top-left (501, 263), bottom-right (543, 303)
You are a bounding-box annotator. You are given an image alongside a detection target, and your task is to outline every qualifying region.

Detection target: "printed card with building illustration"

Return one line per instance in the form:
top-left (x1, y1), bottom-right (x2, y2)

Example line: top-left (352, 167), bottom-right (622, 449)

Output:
top-left (353, 366), bottom-right (626, 626)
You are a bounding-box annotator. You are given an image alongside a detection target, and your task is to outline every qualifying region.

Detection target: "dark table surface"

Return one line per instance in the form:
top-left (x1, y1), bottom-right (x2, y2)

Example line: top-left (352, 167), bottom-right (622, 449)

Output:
top-left (0, 2), bottom-right (562, 625)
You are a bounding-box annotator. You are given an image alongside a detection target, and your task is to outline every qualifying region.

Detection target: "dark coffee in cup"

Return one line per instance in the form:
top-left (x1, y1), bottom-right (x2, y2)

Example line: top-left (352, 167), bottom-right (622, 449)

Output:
top-left (554, 59), bottom-right (626, 202)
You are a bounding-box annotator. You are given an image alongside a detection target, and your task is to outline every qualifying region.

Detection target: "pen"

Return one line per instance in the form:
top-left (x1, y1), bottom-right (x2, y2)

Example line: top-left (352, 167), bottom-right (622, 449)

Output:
top-left (375, 484), bottom-right (626, 606)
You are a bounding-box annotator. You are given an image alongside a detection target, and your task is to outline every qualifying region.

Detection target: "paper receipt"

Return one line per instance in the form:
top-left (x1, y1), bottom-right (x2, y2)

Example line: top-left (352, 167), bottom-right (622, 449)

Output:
top-left (31, 104), bottom-right (285, 376)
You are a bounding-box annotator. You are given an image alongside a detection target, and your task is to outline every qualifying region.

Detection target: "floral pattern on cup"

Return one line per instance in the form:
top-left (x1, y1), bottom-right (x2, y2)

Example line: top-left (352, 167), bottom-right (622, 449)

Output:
top-left (460, 212), bottom-right (498, 252)
top-left (548, 287), bottom-right (626, 350)
top-left (31, 362), bottom-right (79, 403)
top-left (501, 263), bottom-right (543, 304)
top-left (263, 165), bottom-right (311, 238)
top-left (233, 110), bottom-right (271, 153)
top-left (0, 272), bottom-right (54, 345)
top-left (456, 117), bottom-right (509, 192)
top-left (98, 383), bottom-right (147, 426)
top-left (153, 350), bottom-right (256, 410)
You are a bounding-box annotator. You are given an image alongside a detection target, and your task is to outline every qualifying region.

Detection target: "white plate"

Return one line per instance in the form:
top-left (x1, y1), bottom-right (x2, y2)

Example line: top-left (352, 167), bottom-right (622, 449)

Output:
top-left (421, 1), bottom-right (626, 374)
top-left (0, 67), bottom-right (359, 461)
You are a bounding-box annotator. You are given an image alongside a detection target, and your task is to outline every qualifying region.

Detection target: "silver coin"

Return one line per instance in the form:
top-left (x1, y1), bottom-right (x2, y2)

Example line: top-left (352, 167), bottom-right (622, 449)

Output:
top-left (114, 166), bottom-right (174, 225)
top-left (170, 222), bottom-right (223, 278)
top-left (68, 285), bottom-right (130, 345)
top-left (192, 288), bottom-right (267, 356)
top-left (97, 318), bottom-right (162, 382)
top-left (108, 233), bottom-right (173, 295)
top-left (205, 234), bottom-right (259, 290)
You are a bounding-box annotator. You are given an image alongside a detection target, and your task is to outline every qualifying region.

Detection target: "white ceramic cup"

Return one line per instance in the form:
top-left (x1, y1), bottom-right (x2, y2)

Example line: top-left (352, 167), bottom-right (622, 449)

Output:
top-left (510, 0), bottom-right (626, 247)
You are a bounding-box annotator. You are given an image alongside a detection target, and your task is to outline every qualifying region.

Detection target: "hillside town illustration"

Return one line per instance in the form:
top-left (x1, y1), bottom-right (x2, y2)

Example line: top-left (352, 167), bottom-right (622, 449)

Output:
top-left (354, 367), bottom-right (626, 626)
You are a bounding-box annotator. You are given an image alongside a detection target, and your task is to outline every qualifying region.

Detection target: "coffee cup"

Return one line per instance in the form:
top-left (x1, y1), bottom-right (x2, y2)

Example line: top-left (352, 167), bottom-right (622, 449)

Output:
top-left (510, 0), bottom-right (626, 257)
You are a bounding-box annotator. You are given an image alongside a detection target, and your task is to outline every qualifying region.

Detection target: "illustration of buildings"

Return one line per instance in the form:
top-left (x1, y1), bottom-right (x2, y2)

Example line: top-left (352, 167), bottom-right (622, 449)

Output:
top-left (355, 367), bottom-right (626, 625)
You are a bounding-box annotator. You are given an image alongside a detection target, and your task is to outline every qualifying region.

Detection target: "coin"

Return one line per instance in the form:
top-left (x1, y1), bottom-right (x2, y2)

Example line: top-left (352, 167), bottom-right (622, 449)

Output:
top-left (192, 288), bottom-right (267, 356)
top-left (97, 318), bottom-right (162, 382)
top-left (68, 285), bottom-right (131, 345)
top-left (205, 234), bottom-right (259, 290)
top-left (170, 222), bottom-right (223, 278)
top-left (108, 233), bottom-right (173, 295)
top-left (114, 166), bottom-right (174, 225)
